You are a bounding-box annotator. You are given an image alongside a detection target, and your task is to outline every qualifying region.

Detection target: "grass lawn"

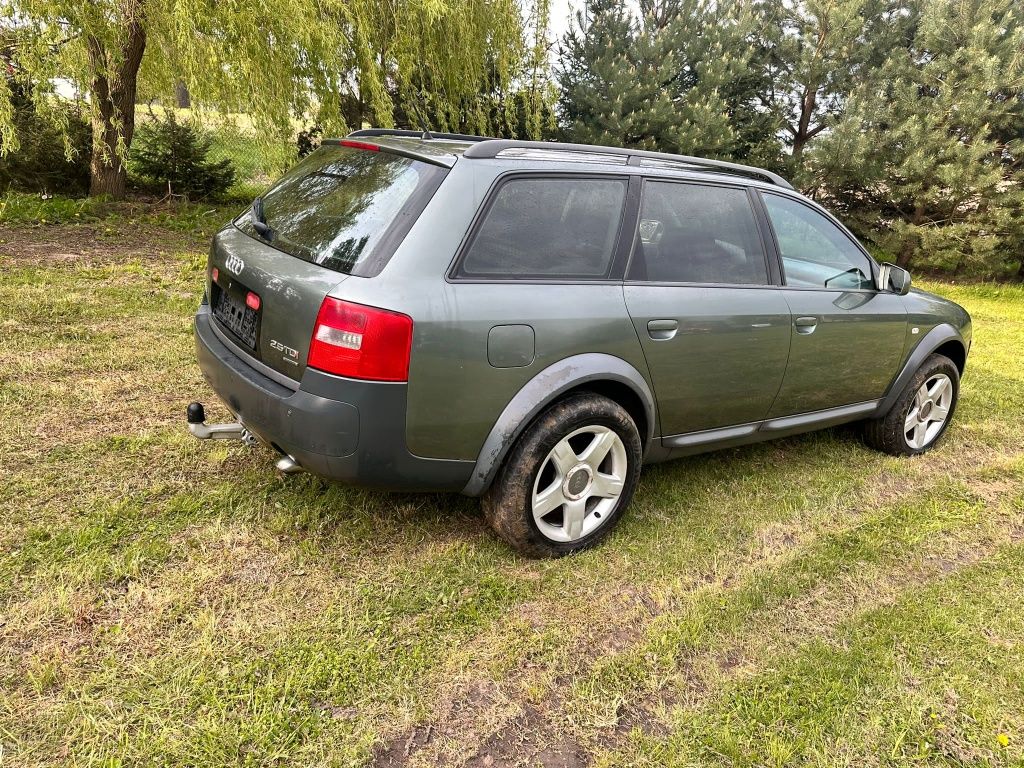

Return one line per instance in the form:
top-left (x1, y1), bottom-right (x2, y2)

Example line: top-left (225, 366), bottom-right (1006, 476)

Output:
top-left (1, 209), bottom-right (1022, 767)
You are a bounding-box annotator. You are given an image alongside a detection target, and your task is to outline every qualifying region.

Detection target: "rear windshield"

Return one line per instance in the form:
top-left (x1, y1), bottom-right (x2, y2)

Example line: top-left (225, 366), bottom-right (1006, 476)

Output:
top-left (236, 145), bottom-right (445, 276)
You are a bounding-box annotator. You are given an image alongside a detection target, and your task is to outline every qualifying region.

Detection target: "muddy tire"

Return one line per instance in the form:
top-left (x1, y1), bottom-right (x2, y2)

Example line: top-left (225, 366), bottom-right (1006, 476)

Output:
top-left (483, 393), bottom-right (642, 558)
top-left (864, 353), bottom-right (960, 456)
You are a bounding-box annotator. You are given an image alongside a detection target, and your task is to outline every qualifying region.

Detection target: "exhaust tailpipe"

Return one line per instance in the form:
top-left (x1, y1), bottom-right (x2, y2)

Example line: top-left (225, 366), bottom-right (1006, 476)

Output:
top-left (275, 455), bottom-right (303, 474)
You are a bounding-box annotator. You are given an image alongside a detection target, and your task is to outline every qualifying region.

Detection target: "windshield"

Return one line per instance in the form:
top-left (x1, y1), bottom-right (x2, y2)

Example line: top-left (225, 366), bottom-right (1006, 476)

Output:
top-left (236, 145), bottom-right (445, 276)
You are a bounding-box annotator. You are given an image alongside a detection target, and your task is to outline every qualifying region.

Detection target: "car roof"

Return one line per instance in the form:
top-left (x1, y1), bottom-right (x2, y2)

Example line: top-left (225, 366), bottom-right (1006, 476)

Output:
top-left (339, 129), bottom-right (795, 190)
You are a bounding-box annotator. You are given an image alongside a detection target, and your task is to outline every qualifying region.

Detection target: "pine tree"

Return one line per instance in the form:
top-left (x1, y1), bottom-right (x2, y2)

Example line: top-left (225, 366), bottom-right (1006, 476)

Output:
top-left (555, 0), bottom-right (780, 160)
top-left (756, 0), bottom-right (915, 179)
top-left (555, 0), bottom-right (650, 147)
top-left (814, 0), bottom-right (1024, 278)
top-left (651, 0), bottom-right (780, 161)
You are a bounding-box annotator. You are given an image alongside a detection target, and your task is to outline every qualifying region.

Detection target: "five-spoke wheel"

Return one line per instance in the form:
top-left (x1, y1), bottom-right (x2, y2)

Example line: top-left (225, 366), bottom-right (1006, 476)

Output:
top-left (865, 353), bottom-right (960, 456)
top-left (531, 425), bottom-right (627, 542)
top-left (904, 373), bottom-right (953, 450)
top-left (483, 393), bottom-right (642, 557)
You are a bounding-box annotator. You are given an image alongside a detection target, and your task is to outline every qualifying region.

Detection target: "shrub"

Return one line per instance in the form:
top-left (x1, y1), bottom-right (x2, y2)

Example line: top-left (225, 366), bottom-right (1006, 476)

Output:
top-left (131, 116), bottom-right (235, 200)
top-left (296, 125), bottom-right (323, 158)
top-left (0, 88), bottom-right (91, 195)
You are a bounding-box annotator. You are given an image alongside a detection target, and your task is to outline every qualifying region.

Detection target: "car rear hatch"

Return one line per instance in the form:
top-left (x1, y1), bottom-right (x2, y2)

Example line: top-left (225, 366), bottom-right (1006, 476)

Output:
top-left (206, 140), bottom-right (450, 382)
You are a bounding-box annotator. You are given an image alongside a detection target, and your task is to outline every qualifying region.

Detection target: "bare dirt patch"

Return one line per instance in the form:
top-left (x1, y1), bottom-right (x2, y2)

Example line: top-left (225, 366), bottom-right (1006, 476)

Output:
top-left (0, 221), bottom-right (206, 267)
top-left (464, 704), bottom-right (589, 768)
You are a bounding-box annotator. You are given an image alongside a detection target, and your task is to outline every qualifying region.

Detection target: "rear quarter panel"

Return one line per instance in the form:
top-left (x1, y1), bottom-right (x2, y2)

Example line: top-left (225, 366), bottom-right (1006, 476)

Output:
top-left (338, 160), bottom-right (652, 462)
top-left (406, 282), bottom-right (649, 460)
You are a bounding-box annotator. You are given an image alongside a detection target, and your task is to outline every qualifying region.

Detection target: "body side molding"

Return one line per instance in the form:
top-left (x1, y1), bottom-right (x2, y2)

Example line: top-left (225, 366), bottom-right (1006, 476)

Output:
top-left (761, 400), bottom-right (879, 431)
top-left (662, 422), bottom-right (759, 448)
top-left (661, 401), bottom-right (878, 457)
top-left (461, 353), bottom-right (656, 497)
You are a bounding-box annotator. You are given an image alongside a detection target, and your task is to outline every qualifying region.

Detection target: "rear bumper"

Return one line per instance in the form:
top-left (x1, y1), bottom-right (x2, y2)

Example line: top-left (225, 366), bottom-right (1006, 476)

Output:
top-left (194, 307), bottom-right (474, 491)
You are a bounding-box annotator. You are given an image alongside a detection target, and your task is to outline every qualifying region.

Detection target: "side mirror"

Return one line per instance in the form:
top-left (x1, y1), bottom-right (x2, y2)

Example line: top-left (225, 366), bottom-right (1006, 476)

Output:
top-left (878, 262), bottom-right (911, 295)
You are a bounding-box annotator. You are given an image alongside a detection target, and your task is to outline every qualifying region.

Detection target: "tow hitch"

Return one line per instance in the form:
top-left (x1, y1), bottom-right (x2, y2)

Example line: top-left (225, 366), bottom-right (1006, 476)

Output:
top-left (186, 402), bottom-right (303, 474)
top-left (186, 402), bottom-right (258, 445)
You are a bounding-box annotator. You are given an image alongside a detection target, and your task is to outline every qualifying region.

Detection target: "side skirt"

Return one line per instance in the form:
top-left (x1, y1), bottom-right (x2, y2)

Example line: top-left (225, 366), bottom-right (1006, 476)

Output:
top-left (656, 400), bottom-right (880, 460)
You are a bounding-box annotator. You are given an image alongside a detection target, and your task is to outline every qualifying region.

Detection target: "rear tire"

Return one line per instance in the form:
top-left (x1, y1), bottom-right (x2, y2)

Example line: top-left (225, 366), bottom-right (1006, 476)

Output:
top-left (864, 353), bottom-right (959, 456)
top-left (483, 393), bottom-right (642, 558)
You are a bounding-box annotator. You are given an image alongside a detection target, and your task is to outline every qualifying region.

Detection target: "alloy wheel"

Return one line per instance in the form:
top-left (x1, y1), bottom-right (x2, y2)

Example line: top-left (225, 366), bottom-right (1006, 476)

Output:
top-left (905, 373), bottom-right (953, 450)
top-left (531, 425), bottom-right (627, 542)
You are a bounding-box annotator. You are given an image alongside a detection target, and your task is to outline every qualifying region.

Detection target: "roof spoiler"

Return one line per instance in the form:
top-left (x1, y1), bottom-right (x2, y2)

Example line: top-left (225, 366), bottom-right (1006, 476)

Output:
top-left (323, 136), bottom-right (457, 168)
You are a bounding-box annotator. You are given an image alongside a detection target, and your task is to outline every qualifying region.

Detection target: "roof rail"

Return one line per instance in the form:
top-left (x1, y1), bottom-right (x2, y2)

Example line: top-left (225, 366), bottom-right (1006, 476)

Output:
top-left (462, 139), bottom-right (793, 189)
top-left (348, 128), bottom-right (494, 143)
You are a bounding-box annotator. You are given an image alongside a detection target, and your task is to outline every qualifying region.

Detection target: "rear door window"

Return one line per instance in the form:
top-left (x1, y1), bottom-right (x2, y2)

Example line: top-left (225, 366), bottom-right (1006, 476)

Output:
top-left (627, 181), bottom-right (769, 285)
top-left (455, 176), bottom-right (627, 279)
top-left (236, 145), bottom-right (446, 276)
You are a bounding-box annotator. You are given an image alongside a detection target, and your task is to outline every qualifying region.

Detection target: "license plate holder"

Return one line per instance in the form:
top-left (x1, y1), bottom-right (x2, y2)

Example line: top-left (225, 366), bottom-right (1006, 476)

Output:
top-left (213, 285), bottom-right (259, 349)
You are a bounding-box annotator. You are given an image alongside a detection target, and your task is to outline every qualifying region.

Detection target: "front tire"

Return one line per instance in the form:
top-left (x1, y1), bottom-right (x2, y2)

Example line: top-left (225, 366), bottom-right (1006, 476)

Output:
top-left (483, 393), bottom-right (642, 557)
top-left (864, 353), bottom-right (960, 456)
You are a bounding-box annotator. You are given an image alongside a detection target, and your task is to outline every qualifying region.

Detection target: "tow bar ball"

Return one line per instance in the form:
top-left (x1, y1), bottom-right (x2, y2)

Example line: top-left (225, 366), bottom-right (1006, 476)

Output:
top-left (187, 402), bottom-right (206, 425)
top-left (185, 401), bottom-right (303, 473)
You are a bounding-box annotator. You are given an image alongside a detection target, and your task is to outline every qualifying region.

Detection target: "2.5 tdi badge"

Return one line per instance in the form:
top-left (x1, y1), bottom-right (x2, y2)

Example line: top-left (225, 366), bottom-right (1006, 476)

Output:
top-left (270, 339), bottom-right (300, 365)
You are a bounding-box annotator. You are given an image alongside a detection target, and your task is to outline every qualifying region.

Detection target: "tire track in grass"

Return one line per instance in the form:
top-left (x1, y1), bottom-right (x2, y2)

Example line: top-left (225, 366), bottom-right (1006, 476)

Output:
top-left (411, 458), bottom-right (1020, 766)
top-left (366, 453), bottom-right (1022, 767)
top-left (569, 463), bottom-right (1023, 757)
top-left (606, 541), bottom-right (1024, 767)
top-left (366, 439), bottom-right (887, 766)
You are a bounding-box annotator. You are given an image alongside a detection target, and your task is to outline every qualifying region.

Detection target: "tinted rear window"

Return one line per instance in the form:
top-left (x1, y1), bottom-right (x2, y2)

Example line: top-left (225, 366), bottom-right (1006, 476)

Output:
top-left (236, 146), bottom-right (445, 276)
top-left (455, 177), bottom-right (627, 279)
top-left (627, 181), bottom-right (768, 285)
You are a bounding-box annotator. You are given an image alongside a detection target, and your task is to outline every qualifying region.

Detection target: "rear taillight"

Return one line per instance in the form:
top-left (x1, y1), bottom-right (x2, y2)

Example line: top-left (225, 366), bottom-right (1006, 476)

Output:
top-left (307, 298), bottom-right (413, 382)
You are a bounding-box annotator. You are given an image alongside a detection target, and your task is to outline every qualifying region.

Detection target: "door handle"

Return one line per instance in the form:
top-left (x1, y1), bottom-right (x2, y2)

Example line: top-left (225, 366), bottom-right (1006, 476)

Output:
top-left (794, 316), bottom-right (819, 335)
top-left (647, 319), bottom-right (679, 340)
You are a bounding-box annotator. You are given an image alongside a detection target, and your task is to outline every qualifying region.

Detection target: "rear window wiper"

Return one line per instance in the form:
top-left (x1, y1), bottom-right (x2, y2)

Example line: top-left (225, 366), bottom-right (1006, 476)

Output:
top-left (251, 197), bottom-right (274, 241)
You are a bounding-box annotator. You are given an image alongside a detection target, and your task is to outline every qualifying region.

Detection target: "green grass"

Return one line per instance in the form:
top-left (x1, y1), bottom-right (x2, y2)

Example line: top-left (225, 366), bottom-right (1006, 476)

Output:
top-left (1, 217), bottom-right (1023, 767)
top-left (0, 189), bottom-right (241, 230)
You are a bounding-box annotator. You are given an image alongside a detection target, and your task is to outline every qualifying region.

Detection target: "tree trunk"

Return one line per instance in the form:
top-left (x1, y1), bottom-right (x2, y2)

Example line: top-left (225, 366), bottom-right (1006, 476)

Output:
top-left (174, 80), bottom-right (191, 109)
top-left (791, 85), bottom-right (816, 159)
top-left (87, 5), bottom-right (147, 199)
top-left (897, 202), bottom-right (926, 268)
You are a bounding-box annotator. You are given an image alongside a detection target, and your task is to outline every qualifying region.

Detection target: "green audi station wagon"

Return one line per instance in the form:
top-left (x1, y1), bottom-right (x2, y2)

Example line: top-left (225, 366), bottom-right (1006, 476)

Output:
top-left (187, 130), bottom-right (972, 556)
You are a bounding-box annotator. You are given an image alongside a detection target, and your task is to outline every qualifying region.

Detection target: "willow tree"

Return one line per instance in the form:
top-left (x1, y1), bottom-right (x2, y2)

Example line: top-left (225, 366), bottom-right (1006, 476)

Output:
top-left (0, 0), bottom-right (543, 198)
